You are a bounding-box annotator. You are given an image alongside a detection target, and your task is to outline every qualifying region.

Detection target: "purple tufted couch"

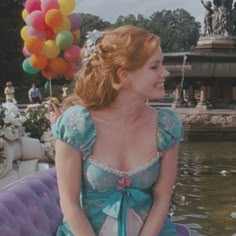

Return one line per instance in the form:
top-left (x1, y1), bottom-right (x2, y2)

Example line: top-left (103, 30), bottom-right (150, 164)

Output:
top-left (0, 168), bottom-right (62, 236)
top-left (0, 168), bottom-right (190, 236)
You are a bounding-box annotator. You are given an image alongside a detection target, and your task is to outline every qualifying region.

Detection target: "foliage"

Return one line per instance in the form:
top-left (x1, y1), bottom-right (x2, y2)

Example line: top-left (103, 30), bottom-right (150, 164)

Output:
top-left (0, 1), bottom-right (26, 93)
top-left (115, 14), bottom-right (152, 30)
top-left (150, 9), bottom-right (201, 52)
top-left (78, 13), bottom-right (112, 46)
top-left (109, 9), bottom-right (200, 52)
top-left (23, 104), bottom-right (51, 140)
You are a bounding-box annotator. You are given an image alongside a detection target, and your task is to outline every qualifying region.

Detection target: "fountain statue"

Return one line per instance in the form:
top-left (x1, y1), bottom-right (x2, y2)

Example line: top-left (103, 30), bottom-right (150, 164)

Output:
top-left (196, 0), bottom-right (236, 51)
top-left (201, 0), bottom-right (235, 36)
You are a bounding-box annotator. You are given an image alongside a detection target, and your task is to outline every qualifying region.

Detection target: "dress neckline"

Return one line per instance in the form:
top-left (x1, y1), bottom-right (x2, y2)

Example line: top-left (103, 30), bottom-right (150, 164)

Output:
top-left (77, 105), bottom-right (162, 176)
top-left (87, 151), bottom-right (160, 176)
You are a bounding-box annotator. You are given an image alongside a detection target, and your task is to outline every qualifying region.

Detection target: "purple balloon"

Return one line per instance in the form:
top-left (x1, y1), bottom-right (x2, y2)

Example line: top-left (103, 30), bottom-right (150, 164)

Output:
top-left (28, 26), bottom-right (45, 40)
top-left (68, 13), bottom-right (82, 31)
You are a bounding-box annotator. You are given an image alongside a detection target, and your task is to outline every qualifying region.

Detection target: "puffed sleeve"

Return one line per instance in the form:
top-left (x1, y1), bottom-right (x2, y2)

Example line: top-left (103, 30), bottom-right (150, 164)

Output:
top-left (157, 108), bottom-right (184, 152)
top-left (52, 105), bottom-right (96, 159)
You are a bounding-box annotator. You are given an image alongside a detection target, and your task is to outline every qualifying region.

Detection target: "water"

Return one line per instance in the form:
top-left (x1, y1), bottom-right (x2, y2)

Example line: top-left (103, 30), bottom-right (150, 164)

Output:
top-left (172, 142), bottom-right (236, 236)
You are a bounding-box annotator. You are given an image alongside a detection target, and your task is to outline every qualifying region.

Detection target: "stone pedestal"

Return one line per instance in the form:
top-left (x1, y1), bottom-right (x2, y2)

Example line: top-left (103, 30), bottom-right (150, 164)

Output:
top-left (196, 85), bottom-right (208, 110)
top-left (187, 84), bottom-right (197, 107)
top-left (206, 85), bottom-right (213, 108)
top-left (194, 36), bottom-right (236, 53)
top-left (172, 83), bottom-right (185, 108)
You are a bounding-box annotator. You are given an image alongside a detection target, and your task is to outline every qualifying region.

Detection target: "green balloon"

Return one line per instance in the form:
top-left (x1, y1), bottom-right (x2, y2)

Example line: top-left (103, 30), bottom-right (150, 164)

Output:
top-left (22, 58), bottom-right (39, 75)
top-left (56, 31), bottom-right (73, 50)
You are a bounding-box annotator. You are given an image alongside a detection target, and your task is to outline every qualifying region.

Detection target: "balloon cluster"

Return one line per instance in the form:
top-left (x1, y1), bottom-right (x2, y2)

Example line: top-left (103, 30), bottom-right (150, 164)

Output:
top-left (21, 0), bottom-right (82, 79)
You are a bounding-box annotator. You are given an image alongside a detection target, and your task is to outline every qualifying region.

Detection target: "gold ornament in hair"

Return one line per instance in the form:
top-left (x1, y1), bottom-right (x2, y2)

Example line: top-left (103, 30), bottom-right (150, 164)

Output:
top-left (82, 30), bottom-right (103, 64)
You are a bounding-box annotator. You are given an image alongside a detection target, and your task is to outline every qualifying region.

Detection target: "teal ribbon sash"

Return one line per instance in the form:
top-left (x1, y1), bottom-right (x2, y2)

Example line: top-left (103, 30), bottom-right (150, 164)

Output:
top-left (84, 187), bottom-right (152, 236)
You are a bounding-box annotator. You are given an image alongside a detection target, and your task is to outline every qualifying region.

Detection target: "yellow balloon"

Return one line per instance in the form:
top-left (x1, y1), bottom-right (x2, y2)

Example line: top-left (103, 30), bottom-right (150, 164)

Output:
top-left (22, 9), bottom-right (29, 23)
top-left (43, 40), bottom-right (60, 59)
top-left (73, 29), bottom-right (80, 39)
top-left (20, 26), bottom-right (29, 40)
top-left (58, 0), bottom-right (75, 15)
top-left (54, 16), bottom-right (71, 34)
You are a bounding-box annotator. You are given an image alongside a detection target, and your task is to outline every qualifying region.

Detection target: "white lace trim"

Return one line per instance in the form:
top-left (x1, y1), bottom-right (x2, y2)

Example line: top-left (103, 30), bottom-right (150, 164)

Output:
top-left (87, 152), bottom-right (160, 176)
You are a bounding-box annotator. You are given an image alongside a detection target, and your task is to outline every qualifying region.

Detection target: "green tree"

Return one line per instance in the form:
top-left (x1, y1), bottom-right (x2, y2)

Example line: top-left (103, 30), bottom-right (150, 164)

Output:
top-left (0, 1), bottom-right (26, 92)
top-left (78, 13), bottom-right (112, 46)
top-left (150, 9), bottom-right (201, 52)
top-left (115, 14), bottom-right (151, 29)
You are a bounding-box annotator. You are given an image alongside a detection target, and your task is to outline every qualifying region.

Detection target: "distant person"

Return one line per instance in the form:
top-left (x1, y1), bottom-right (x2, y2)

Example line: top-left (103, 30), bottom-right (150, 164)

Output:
top-left (4, 81), bottom-right (17, 104)
top-left (62, 84), bottom-right (68, 98)
top-left (49, 97), bottom-right (61, 126)
top-left (28, 83), bottom-right (42, 103)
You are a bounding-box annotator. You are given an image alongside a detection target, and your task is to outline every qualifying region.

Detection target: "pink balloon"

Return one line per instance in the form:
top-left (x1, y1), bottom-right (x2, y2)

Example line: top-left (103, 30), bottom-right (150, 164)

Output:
top-left (41, 0), bottom-right (59, 13)
top-left (64, 63), bottom-right (78, 78)
top-left (28, 26), bottom-right (45, 40)
top-left (64, 45), bottom-right (81, 62)
top-left (29, 11), bottom-right (47, 31)
top-left (24, 0), bottom-right (41, 13)
top-left (22, 47), bottom-right (32, 58)
top-left (68, 13), bottom-right (82, 31)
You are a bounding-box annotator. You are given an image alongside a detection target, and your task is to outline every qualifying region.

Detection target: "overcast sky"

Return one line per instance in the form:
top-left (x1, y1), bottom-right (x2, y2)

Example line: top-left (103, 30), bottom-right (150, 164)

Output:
top-left (75, 0), bottom-right (205, 25)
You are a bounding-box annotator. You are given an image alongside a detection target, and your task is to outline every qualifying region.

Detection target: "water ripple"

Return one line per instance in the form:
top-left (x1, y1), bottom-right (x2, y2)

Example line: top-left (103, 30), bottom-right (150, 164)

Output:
top-left (173, 142), bottom-right (236, 235)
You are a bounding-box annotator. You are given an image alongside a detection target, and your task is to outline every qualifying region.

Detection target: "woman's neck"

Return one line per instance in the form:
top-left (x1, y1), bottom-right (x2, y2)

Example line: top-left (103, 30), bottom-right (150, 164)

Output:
top-left (90, 93), bottom-right (149, 126)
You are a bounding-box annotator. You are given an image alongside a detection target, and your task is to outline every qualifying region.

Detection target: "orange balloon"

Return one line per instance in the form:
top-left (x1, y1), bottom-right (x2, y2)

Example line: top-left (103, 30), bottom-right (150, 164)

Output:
top-left (30, 54), bottom-right (48, 70)
top-left (42, 68), bottom-right (57, 79)
top-left (24, 36), bottom-right (44, 55)
top-left (53, 16), bottom-right (71, 34)
top-left (45, 9), bottom-right (63, 28)
top-left (49, 57), bottom-right (68, 74)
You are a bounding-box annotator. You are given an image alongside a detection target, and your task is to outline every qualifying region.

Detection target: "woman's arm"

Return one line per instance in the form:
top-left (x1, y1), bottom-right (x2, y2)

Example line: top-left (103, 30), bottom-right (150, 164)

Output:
top-left (55, 140), bottom-right (96, 236)
top-left (139, 145), bottom-right (178, 236)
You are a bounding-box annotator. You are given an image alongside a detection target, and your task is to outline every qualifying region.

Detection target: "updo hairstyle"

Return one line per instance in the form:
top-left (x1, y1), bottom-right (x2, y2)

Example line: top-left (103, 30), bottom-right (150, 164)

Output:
top-left (67, 25), bottom-right (160, 110)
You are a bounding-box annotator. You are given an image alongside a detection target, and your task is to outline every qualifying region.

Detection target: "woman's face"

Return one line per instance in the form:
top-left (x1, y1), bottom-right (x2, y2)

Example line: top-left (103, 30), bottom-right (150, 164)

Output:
top-left (127, 47), bottom-right (169, 101)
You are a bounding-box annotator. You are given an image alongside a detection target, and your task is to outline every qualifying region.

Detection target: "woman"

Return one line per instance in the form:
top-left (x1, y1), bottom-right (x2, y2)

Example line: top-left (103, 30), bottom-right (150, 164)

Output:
top-left (4, 81), bottom-right (17, 104)
top-left (62, 84), bottom-right (69, 98)
top-left (48, 97), bottom-right (61, 126)
top-left (53, 25), bottom-right (184, 236)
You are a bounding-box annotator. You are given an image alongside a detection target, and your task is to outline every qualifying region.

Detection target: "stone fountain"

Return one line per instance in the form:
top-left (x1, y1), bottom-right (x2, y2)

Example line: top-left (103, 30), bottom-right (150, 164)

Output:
top-left (162, 0), bottom-right (236, 140)
top-left (164, 0), bottom-right (236, 110)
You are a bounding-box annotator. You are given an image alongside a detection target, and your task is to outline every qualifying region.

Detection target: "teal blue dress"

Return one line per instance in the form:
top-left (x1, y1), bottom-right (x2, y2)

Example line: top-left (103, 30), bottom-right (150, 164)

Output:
top-left (52, 105), bottom-right (184, 236)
